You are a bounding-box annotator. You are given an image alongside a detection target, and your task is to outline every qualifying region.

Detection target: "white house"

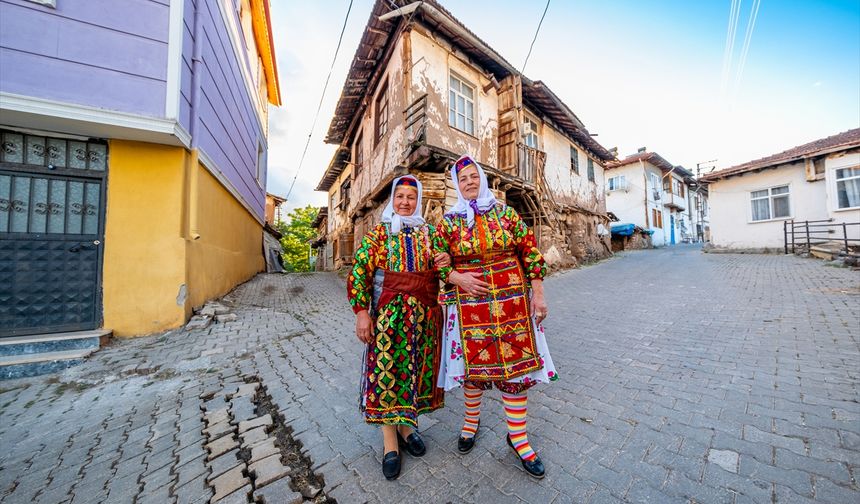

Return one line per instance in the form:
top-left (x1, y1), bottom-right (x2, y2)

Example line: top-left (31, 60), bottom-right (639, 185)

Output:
top-left (605, 151), bottom-right (696, 246)
top-left (701, 128), bottom-right (860, 252)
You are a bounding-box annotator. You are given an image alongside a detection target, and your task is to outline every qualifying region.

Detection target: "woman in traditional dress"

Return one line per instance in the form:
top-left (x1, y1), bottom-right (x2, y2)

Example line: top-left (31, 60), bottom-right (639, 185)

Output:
top-left (435, 155), bottom-right (558, 479)
top-left (347, 175), bottom-right (447, 480)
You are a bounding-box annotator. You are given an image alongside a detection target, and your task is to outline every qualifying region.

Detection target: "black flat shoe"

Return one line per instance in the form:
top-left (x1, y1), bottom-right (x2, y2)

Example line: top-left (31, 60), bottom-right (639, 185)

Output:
top-left (457, 420), bottom-right (480, 454)
top-left (382, 451), bottom-right (401, 480)
top-left (397, 431), bottom-right (426, 457)
top-left (506, 435), bottom-right (545, 479)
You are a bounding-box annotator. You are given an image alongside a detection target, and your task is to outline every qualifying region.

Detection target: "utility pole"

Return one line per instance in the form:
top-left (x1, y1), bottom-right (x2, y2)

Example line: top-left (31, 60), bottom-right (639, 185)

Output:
top-left (695, 160), bottom-right (717, 243)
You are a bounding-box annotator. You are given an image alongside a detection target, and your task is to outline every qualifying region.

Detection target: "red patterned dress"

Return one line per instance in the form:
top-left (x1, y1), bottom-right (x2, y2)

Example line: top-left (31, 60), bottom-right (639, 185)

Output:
top-left (347, 223), bottom-right (444, 426)
top-left (435, 203), bottom-right (558, 393)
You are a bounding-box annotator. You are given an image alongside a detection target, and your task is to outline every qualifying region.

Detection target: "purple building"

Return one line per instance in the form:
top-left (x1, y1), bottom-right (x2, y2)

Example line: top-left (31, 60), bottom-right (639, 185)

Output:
top-left (0, 0), bottom-right (281, 375)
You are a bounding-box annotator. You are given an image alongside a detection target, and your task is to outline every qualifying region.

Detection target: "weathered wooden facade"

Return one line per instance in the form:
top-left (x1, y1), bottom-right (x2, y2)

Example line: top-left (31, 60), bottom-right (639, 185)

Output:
top-left (313, 0), bottom-right (616, 269)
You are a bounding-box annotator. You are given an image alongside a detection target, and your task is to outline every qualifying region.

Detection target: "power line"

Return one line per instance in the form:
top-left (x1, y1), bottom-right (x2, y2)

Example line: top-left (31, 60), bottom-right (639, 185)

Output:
top-left (720, 0), bottom-right (742, 95)
top-left (285, 0), bottom-right (355, 202)
top-left (732, 0), bottom-right (761, 98)
top-left (521, 0), bottom-right (551, 75)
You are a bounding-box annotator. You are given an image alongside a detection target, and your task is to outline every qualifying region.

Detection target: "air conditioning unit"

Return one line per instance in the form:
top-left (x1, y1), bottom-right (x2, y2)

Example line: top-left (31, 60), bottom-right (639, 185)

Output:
top-left (521, 123), bottom-right (533, 138)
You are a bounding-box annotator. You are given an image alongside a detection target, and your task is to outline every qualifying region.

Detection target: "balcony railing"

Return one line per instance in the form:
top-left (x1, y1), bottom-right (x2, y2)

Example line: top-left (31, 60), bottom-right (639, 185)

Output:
top-left (404, 93), bottom-right (427, 143)
top-left (518, 145), bottom-right (545, 183)
top-left (663, 192), bottom-right (686, 211)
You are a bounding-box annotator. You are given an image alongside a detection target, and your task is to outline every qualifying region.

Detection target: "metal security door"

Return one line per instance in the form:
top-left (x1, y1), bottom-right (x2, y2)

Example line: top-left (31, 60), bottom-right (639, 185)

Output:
top-left (0, 131), bottom-right (107, 337)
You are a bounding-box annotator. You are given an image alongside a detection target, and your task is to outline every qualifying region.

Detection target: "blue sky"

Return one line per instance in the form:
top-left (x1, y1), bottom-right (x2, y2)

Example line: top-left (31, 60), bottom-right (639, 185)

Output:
top-left (266, 0), bottom-right (860, 212)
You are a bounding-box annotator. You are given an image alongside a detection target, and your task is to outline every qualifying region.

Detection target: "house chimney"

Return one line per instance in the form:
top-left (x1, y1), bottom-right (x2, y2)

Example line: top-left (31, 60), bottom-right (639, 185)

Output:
top-left (637, 147), bottom-right (647, 153)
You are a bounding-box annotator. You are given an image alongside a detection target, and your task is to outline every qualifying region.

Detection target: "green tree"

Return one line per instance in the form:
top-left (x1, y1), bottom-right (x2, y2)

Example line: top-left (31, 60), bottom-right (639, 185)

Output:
top-left (275, 205), bottom-right (318, 272)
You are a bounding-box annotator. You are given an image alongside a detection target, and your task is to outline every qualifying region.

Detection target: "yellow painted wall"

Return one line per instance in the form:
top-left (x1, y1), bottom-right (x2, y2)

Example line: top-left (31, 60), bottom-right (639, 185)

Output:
top-left (186, 162), bottom-right (264, 310)
top-left (102, 140), bottom-right (188, 336)
top-left (103, 141), bottom-right (264, 337)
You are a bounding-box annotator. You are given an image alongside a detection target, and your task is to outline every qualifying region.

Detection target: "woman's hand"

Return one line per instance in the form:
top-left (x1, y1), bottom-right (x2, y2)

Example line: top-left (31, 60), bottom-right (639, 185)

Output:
top-left (449, 270), bottom-right (490, 296)
top-left (355, 310), bottom-right (373, 344)
top-left (530, 279), bottom-right (548, 325)
top-left (434, 252), bottom-right (451, 268)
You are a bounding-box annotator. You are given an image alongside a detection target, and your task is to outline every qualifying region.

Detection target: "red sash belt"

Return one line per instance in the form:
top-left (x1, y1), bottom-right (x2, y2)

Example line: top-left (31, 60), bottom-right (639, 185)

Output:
top-left (378, 270), bottom-right (439, 309)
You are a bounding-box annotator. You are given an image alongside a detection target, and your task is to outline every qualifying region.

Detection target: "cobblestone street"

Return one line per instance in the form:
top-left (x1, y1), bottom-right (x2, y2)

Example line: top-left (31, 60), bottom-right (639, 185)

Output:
top-left (1, 246), bottom-right (858, 504)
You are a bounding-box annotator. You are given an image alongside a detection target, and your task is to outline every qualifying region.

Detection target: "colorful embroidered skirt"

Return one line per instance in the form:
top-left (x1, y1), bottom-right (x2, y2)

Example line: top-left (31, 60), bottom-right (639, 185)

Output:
top-left (437, 255), bottom-right (558, 390)
top-left (360, 294), bottom-right (444, 425)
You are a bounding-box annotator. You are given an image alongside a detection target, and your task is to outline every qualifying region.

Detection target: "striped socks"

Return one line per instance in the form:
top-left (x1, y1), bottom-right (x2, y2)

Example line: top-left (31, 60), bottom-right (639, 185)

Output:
top-left (502, 391), bottom-right (536, 461)
top-left (460, 383), bottom-right (483, 439)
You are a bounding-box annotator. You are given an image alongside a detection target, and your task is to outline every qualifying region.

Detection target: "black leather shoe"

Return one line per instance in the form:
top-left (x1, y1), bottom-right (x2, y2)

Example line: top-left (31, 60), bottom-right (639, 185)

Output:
top-left (397, 431), bottom-right (426, 457)
top-left (382, 451), bottom-right (401, 480)
top-left (506, 435), bottom-right (545, 479)
top-left (457, 420), bottom-right (479, 454)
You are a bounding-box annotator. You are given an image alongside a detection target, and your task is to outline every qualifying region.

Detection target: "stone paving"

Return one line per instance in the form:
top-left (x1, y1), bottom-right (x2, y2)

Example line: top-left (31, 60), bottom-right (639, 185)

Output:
top-left (0, 245), bottom-right (858, 503)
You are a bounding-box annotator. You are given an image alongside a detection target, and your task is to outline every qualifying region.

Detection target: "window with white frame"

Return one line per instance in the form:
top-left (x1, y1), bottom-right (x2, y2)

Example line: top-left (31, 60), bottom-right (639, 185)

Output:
top-left (650, 173), bottom-right (661, 200)
top-left (523, 116), bottom-right (539, 149)
top-left (835, 166), bottom-right (860, 209)
top-left (750, 185), bottom-right (790, 221)
top-left (587, 158), bottom-right (595, 183)
top-left (607, 175), bottom-right (626, 191)
top-left (256, 143), bottom-right (264, 184)
top-left (448, 74), bottom-right (475, 135)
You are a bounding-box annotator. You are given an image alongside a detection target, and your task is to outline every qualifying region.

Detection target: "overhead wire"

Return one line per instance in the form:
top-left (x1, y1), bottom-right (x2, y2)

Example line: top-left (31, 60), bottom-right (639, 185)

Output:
top-left (720, 0), bottom-right (742, 95)
top-left (732, 0), bottom-right (761, 99)
top-left (520, 0), bottom-right (551, 75)
top-left (285, 0), bottom-right (355, 202)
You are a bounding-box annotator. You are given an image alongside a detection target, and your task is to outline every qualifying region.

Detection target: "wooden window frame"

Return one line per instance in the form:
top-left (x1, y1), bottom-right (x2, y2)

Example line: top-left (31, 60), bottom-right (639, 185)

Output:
top-left (353, 132), bottom-right (364, 176)
top-left (375, 81), bottom-right (389, 146)
top-left (570, 146), bottom-right (579, 175)
top-left (523, 115), bottom-right (540, 149)
top-left (652, 208), bottom-right (663, 228)
top-left (339, 179), bottom-right (351, 210)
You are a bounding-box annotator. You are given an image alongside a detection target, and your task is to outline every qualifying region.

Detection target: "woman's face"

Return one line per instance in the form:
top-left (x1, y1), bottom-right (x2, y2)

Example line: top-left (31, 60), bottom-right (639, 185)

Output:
top-left (457, 166), bottom-right (481, 200)
top-left (393, 186), bottom-right (418, 216)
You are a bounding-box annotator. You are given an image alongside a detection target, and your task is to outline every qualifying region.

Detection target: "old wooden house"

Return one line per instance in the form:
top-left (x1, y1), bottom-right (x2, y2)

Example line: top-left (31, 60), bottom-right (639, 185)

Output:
top-left (313, 0), bottom-right (616, 270)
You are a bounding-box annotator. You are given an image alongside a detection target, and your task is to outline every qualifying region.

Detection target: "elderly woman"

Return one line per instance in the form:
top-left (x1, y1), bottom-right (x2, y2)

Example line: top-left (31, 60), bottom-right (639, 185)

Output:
top-left (347, 175), bottom-right (447, 480)
top-left (435, 155), bottom-right (558, 479)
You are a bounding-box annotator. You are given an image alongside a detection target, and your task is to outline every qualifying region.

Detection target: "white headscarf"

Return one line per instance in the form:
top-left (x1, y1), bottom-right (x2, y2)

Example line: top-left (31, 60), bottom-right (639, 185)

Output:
top-left (381, 175), bottom-right (425, 234)
top-left (448, 155), bottom-right (498, 228)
